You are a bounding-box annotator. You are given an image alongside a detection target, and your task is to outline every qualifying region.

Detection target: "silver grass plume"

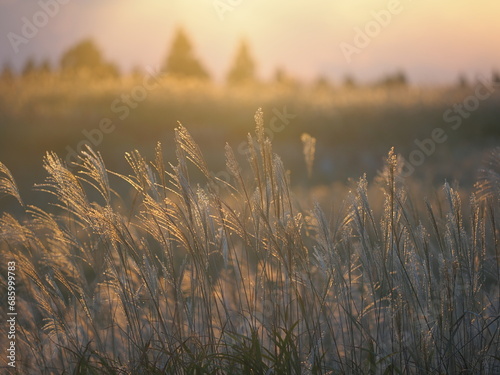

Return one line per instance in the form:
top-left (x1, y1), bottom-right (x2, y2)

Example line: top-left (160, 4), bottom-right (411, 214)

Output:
top-left (175, 123), bottom-right (210, 179)
top-left (300, 133), bottom-right (316, 178)
top-left (0, 161), bottom-right (23, 206)
top-left (475, 147), bottom-right (500, 203)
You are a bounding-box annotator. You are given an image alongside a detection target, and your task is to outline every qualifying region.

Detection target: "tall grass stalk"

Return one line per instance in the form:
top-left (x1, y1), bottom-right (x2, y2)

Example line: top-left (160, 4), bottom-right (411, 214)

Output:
top-left (0, 110), bottom-right (499, 374)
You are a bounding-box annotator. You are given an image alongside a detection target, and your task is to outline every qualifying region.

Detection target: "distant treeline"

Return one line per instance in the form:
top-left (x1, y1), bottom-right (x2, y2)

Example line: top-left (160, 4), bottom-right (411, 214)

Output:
top-left (2, 27), bottom-right (500, 88)
top-left (1, 27), bottom-right (260, 85)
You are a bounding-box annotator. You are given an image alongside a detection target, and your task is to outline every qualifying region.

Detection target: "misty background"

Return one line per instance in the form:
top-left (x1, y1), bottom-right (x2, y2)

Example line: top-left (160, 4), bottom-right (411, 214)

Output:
top-left (0, 0), bottom-right (499, 208)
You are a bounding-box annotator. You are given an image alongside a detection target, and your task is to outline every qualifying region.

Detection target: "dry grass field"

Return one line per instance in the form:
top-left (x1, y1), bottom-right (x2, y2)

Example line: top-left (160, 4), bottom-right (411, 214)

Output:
top-left (1, 81), bottom-right (499, 372)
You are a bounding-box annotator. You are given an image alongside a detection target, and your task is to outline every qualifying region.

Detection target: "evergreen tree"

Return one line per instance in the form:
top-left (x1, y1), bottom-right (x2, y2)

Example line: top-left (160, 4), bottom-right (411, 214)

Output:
top-left (227, 39), bottom-right (256, 85)
top-left (60, 39), bottom-right (119, 79)
top-left (61, 39), bottom-right (101, 71)
top-left (162, 28), bottom-right (209, 80)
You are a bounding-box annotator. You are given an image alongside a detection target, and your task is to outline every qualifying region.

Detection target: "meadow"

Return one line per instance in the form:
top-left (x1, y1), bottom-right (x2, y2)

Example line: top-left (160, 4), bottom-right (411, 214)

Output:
top-left (1, 74), bottom-right (499, 200)
top-left (0, 76), bottom-right (500, 373)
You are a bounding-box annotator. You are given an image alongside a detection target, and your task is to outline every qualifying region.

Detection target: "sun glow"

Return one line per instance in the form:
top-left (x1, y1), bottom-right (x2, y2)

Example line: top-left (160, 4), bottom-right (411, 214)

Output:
top-left (1, 0), bottom-right (499, 82)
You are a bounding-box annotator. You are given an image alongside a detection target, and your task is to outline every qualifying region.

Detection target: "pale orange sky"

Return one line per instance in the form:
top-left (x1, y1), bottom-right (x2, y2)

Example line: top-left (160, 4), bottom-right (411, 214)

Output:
top-left (1, 0), bottom-right (499, 84)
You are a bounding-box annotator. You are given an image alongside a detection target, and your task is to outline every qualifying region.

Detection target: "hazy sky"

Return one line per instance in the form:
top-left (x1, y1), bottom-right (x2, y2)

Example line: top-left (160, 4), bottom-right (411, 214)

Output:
top-left (1, 0), bottom-right (499, 84)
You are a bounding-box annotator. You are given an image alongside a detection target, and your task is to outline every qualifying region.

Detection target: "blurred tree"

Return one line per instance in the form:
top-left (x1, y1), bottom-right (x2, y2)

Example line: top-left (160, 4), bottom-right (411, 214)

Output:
top-left (343, 74), bottom-right (356, 88)
top-left (39, 59), bottom-right (52, 75)
top-left (313, 75), bottom-right (332, 90)
top-left (392, 71), bottom-right (407, 86)
top-left (272, 66), bottom-right (298, 88)
top-left (162, 28), bottom-right (209, 80)
top-left (457, 74), bottom-right (468, 88)
top-left (493, 70), bottom-right (500, 85)
top-left (22, 57), bottom-right (36, 77)
top-left (227, 39), bottom-right (256, 85)
top-left (130, 65), bottom-right (145, 80)
top-left (61, 39), bottom-right (101, 71)
top-left (0, 62), bottom-right (14, 82)
top-left (60, 39), bottom-right (119, 79)
top-left (377, 71), bottom-right (408, 88)
top-left (274, 66), bottom-right (286, 84)
top-left (99, 62), bottom-right (120, 79)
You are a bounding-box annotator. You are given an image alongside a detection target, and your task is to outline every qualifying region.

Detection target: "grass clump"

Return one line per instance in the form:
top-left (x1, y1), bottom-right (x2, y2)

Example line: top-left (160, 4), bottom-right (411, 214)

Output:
top-left (0, 110), bottom-right (499, 374)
